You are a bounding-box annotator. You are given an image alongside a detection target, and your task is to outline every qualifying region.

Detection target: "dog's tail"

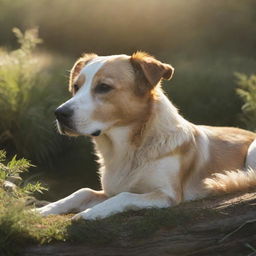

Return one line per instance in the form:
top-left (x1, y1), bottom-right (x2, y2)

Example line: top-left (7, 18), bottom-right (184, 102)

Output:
top-left (203, 168), bottom-right (256, 194)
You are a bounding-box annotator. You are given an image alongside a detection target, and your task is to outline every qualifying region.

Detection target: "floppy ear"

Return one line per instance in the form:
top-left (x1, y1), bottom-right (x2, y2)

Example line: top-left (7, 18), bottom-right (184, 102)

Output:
top-left (69, 53), bottom-right (98, 92)
top-left (130, 51), bottom-right (174, 89)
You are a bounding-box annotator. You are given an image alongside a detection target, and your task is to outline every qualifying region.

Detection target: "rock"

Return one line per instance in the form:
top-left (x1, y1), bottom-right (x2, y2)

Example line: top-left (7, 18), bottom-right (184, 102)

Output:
top-left (3, 180), bottom-right (17, 192)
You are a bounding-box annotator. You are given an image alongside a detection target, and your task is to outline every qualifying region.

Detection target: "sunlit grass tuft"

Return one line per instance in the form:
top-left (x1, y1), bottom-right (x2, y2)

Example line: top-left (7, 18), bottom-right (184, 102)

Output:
top-left (0, 28), bottom-right (67, 165)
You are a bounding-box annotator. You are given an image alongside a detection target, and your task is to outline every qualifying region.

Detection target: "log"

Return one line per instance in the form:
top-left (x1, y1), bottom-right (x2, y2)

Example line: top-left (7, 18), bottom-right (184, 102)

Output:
top-left (24, 190), bottom-right (256, 256)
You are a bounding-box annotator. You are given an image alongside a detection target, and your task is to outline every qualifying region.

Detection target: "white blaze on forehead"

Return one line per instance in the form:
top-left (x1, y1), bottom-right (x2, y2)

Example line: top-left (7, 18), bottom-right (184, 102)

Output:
top-left (79, 55), bottom-right (128, 91)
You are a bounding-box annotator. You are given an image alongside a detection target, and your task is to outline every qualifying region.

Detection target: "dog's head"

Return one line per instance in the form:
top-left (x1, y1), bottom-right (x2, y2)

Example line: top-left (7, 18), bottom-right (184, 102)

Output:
top-left (55, 52), bottom-right (174, 137)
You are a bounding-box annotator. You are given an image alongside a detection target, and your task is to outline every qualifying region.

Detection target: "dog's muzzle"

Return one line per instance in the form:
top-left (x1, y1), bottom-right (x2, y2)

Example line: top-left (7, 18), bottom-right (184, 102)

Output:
top-left (54, 106), bottom-right (102, 137)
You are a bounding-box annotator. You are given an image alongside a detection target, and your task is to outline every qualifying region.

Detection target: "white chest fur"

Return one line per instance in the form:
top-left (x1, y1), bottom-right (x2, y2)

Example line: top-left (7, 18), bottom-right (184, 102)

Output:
top-left (96, 124), bottom-right (182, 198)
top-left (101, 153), bottom-right (181, 198)
top-left (96, 126), bottom-right (136, 196)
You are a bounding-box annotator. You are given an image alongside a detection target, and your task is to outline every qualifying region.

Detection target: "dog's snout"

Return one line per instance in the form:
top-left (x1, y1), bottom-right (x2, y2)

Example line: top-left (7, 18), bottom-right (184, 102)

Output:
top-left (55, 106), bottom-right (73, 123)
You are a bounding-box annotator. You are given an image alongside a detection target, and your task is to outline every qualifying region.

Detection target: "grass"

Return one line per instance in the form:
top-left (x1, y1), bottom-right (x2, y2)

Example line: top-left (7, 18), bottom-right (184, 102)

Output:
top-left (0, 188), bottom-right (69, 255)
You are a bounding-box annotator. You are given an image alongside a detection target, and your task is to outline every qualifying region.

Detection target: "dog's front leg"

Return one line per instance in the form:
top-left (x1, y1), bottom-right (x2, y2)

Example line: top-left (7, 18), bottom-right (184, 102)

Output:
top-left (72, 190), bottom-right (174, 220)
top-left (35, 188), bottom-right (107, 216)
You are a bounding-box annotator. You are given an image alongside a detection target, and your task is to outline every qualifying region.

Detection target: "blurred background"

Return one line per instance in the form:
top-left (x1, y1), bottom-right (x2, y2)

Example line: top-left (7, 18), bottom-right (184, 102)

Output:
top-left (0, 0), bottom-right (256, 201)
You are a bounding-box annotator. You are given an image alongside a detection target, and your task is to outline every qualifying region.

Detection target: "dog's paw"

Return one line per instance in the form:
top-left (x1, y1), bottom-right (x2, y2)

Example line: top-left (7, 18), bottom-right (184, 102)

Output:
top-left (32, 205), bottom-right (58, 216)
top-left (71, 208), bottom-right (104, 221)
top-left (71, 212), bottom-right (84, 221)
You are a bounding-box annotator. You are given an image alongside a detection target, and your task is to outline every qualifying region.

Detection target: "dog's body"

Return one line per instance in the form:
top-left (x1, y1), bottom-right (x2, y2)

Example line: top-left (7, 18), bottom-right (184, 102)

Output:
top-left (36, 52), bottom-right (256, 220)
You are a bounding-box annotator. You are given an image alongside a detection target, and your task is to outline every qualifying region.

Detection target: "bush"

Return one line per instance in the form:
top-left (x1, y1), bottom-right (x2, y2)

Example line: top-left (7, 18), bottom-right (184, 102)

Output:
top-left (0, 28), bottom-right (63, 164)
top-left (236, 73), bottom-right (256, 131)
top-left (0, 28), bottom-right (99, 199)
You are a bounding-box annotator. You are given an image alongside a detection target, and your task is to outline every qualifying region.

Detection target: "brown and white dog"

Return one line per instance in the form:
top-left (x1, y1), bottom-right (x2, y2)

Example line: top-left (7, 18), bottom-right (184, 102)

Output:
top-left (36, 52), bottom-right (256, 220)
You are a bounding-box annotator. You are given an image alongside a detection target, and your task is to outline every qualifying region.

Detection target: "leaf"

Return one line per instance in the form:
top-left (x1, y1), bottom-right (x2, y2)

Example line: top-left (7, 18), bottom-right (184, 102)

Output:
top-left (0, 150), bottom-right (6, 162)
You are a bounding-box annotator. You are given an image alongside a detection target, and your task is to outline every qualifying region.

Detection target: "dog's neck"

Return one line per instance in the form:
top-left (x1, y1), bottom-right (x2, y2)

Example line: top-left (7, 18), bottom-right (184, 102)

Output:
top-left (93, 89), bottom-right (193, 171)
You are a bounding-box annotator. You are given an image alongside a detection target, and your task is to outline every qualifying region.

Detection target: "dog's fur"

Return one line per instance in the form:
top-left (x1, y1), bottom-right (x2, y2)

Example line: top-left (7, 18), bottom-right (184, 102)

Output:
top-left (36, 52), bottom-right (256, 220)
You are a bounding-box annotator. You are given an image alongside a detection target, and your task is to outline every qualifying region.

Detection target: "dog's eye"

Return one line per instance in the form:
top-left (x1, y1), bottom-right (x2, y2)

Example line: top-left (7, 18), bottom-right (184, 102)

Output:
top-left (95, 83), bottom-right (113, 94)
top-left (73, 84), bottom-right (79, 94)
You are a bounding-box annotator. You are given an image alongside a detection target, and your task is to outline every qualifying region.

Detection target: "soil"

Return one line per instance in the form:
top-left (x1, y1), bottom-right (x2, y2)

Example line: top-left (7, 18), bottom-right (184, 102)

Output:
top-left (23, 190), bottom-right (256, 256)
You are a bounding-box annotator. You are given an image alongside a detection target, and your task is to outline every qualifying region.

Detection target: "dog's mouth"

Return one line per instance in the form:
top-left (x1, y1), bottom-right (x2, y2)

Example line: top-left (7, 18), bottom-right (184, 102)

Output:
top-left (56, 121), bottom-right (102, 137)
top-left (56, 121), bottom-right (81, 137)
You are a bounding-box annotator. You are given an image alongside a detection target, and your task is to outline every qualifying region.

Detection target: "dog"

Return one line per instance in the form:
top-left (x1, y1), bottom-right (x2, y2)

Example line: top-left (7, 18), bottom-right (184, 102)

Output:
top-left (36, 52), bottom-right (256, 220)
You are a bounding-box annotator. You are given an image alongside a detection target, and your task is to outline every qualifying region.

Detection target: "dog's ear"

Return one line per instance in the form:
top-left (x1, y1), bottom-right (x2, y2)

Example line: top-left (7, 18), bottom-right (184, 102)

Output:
top-left (130, 51), bottom-right (174, 90)
top-left (69, 53), bottom-right (98, 92)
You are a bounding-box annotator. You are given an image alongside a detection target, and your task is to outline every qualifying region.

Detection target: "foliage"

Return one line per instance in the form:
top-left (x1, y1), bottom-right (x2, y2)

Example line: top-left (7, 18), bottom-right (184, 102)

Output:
top-left (0, 149), bottom-right (47, 198)
top-left (0, 27), bottom-right (98, 199)
top-left (0, 150), bottom-right (47, 255)
top-left (0, 28), bottom-right (64, 164)
top-left (236, 73), bottom-right (256, 131)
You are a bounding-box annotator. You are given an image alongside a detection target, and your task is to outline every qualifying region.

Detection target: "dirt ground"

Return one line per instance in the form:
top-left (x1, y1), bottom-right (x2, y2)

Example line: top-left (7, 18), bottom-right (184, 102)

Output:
top-left (24, 190), bottom-right (256, 256)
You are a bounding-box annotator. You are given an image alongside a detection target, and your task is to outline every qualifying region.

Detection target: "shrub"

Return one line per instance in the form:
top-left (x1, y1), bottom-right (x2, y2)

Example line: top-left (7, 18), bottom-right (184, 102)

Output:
top-left (236, 73), bottom-right (256, 131)
top-left (0, 149), bottom-right (47, 198)
top-left (0, 28), bottom-right (62, 163)
top-left (0, 28), bottom-right (99, 197)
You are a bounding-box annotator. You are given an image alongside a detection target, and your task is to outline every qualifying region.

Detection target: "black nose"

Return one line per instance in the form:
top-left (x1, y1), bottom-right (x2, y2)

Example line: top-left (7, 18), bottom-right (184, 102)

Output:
top-left (55, 105), bottom-right (73, 125)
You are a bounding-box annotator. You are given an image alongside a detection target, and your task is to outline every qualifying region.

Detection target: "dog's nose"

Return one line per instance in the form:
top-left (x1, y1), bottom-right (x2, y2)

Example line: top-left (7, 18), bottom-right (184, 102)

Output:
top-left (55, 106), bottom-right (73, 124)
